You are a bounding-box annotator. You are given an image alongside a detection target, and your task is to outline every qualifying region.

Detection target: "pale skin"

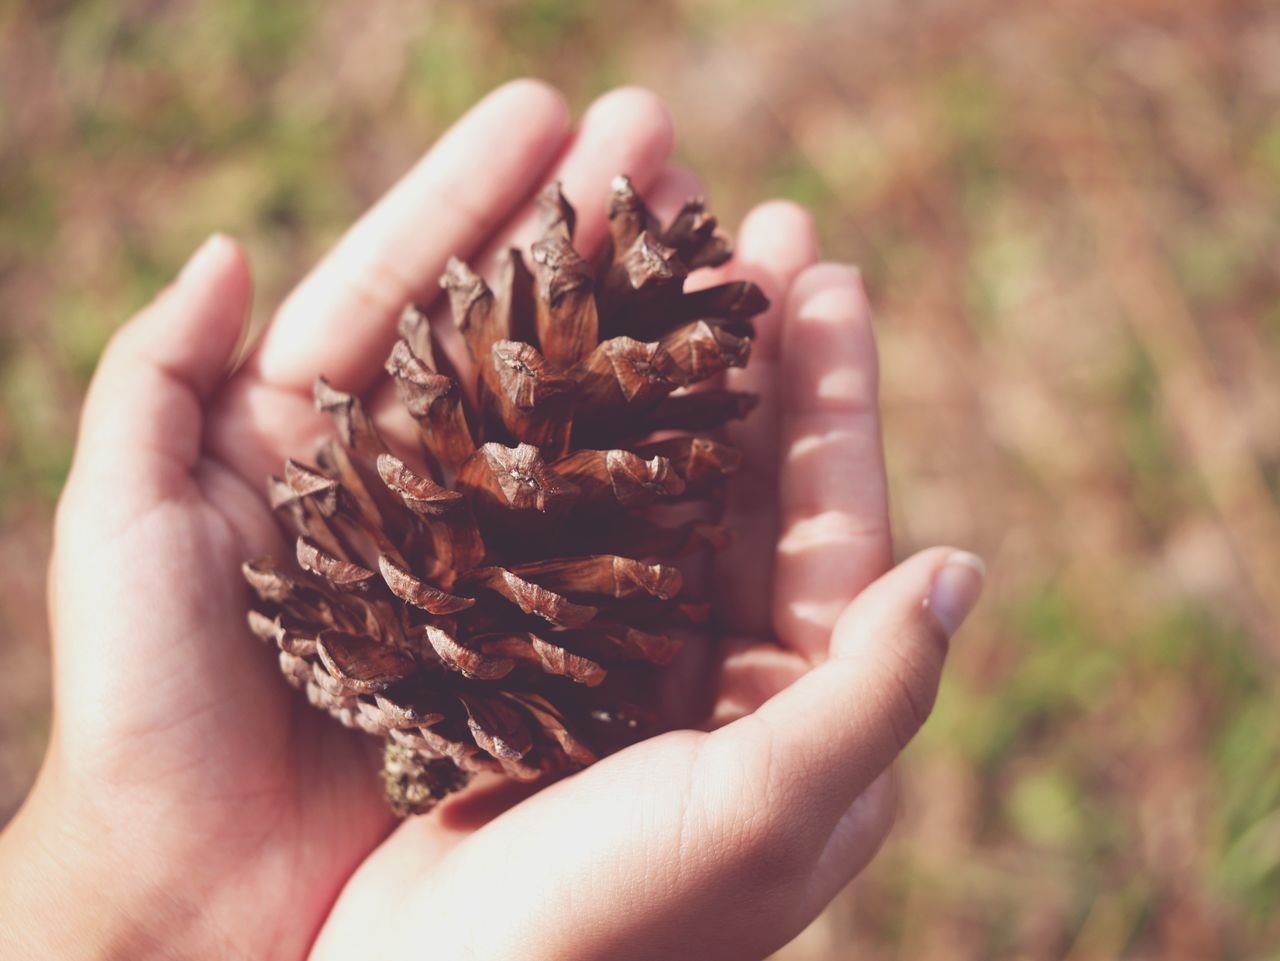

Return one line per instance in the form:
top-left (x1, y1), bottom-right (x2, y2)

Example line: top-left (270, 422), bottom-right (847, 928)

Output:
top-left (0, 81), bottom-right (984, 960)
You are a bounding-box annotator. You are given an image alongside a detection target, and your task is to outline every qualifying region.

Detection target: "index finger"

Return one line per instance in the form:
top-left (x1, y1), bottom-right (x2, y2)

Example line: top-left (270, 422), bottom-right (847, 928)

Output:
top-left (254, 79), bottom-right (571, 394)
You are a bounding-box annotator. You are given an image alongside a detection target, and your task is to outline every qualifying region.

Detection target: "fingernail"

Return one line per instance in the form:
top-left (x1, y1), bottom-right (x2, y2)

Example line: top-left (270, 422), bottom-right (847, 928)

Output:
top-left (926, 551), bottom-right (986, 636)
top-left (179, 233), bottom-right (229, 284)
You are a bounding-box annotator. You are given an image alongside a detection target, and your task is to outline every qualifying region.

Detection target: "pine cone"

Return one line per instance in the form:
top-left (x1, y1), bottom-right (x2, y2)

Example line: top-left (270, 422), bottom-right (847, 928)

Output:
top-left (243, 175), bottom-right (768, 815)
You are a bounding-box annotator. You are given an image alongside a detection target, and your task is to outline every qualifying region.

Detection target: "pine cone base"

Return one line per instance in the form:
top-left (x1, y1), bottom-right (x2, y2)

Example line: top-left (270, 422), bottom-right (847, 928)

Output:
top-left (381, 742), bottom-right (474, 817)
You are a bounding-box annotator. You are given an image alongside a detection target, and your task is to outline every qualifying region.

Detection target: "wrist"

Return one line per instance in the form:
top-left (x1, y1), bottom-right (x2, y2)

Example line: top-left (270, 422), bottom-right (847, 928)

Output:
top-left (0, 764), bottom-right (243, 961)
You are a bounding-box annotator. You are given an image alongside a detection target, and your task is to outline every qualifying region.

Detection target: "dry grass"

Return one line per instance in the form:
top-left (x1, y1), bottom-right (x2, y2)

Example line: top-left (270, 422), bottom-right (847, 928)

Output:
top-left (2, 0), bottom-right (1279, 956)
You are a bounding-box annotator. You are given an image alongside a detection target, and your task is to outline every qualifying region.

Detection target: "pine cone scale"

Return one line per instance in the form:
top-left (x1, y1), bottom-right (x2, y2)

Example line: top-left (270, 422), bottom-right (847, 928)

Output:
top-left (243, 175), bottom-right (768, 814)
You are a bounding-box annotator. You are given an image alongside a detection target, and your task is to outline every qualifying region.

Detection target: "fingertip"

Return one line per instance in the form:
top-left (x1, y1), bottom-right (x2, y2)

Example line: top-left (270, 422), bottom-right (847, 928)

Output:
top-left (545, 87), bottom-right (674, 256)
top-left (178, 232), bottom-right (227, 283)
top-left (74, 232), bottom-right (255, 484)
top-left (741, 200), bottom-right (818, 253)
top-left (486, 77), bottom-right (572, 136)
top-left (810, 769), bottom-right (898, 905)
top-left (581, 85), bottom-right (675, 161)
top-left (179, 233), bottom-right (252, 307)
top-left (729, 549), bottom-right (972, 846)
top-left (787, 261), bottom-right (867, 314)
top-left (139, 232), bottom-right (253, 395)
top-left (463, 80), bottom-right (573, 198)
top-left (734, 201), bottom-right (820, 276)
top-left (719, 201), bottom-right (821, 365)
top-left (851, 768), bottom-right (899, 850)
top-left (180, 230), bottom-right (251, 299)
top-left (926, 550), bottom-right (986, 637)
top-left (827, 546), bottom-right (968, 659)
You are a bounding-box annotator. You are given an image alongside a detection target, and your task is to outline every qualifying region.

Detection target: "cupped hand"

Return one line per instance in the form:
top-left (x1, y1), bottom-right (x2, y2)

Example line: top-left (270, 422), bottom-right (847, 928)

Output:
top-left (0, 78), bottom-right (984, 961)
top-left (308, 162), bottom-right (985, 959)
top-left (0, 81), bottom-right (687, 961)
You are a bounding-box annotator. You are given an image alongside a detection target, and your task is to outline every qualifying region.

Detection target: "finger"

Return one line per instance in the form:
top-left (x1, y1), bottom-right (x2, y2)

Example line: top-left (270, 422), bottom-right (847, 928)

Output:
top-left (53, 235), bottom-right (258, 732)
top-left (809, 769), bottom-right (897, 908)
top-left (71, 235), bottom-right (252, 495)
top-left (713, 202), bottom-right (820, 635)
top-left (774, 263), bottom-right (890, 656)
top-left (711, 547), bottom-right (983, 838)
top-left (473, 85), bottom-right (675, 269)
top-left (256, 79), bottom-right (571, 393)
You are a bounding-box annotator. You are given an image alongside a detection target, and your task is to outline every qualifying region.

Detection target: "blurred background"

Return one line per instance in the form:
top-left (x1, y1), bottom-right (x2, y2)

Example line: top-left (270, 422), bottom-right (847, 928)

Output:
top-left (3, 0), bottom-right (1279, 957)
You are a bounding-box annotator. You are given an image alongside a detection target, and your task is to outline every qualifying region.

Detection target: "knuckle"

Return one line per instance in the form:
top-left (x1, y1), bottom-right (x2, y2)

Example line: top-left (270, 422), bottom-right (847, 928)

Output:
top-left (727, 816), bottom-right (811, 896)
top-left (880, 641), bottom-right (941, 751)
top-left (350, 255), bottom-right (415, 320)
top-left (704, 721), bottom-right (818, 898)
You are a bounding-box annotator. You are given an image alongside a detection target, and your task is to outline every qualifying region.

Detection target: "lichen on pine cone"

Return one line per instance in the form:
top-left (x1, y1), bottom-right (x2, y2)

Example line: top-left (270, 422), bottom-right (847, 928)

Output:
top-left (242, 175), bottom-right (768, 816)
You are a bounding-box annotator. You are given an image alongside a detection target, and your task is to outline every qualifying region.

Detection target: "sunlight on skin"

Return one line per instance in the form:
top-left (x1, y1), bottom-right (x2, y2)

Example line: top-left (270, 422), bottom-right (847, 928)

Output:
top-left (712, 202), bottom-right (821, 636)
top-left (308, 216), bottom-right (982, 959)
top-left (0, 80), bottom-right (984, 961)
top-left (311, 549), bottom-right (981, 961)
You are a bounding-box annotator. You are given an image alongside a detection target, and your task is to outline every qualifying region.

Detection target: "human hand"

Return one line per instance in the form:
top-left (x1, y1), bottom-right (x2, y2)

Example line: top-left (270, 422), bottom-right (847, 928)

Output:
top-left (0, 81), bottom-right (689, 960)
top-left (305, 179), bottom-right (986, 957)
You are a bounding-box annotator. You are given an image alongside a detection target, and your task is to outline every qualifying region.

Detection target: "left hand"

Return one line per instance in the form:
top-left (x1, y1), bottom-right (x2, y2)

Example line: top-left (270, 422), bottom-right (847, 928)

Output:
top-left (0, 81), bottom-right (683, 961)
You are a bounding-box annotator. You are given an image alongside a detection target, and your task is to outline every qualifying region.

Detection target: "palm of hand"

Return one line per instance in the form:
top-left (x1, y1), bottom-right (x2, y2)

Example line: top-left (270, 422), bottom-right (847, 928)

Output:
top-left (39, 83), bottom-right (948, 961)
top-left (53, 317), bottom-right (393, 956)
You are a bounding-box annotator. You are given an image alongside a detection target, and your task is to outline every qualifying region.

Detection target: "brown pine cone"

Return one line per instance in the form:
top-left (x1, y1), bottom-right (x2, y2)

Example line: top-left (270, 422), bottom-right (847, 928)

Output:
top-left (243, 175), bottom-right (767, 815)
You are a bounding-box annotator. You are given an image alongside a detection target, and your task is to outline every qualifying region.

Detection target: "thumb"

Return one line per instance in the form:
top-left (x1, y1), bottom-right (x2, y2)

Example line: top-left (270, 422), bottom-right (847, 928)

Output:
top-left (48, 236), bottom-right (268, 771)
top-left (68, 234), bottom-right (252, 503)
top-left (711, 546), bottom-right (984, 837)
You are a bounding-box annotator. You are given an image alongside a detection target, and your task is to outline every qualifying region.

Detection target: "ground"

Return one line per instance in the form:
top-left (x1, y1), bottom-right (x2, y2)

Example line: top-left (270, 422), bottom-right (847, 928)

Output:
top-left (2, 1), bottom-right (1279, 956)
